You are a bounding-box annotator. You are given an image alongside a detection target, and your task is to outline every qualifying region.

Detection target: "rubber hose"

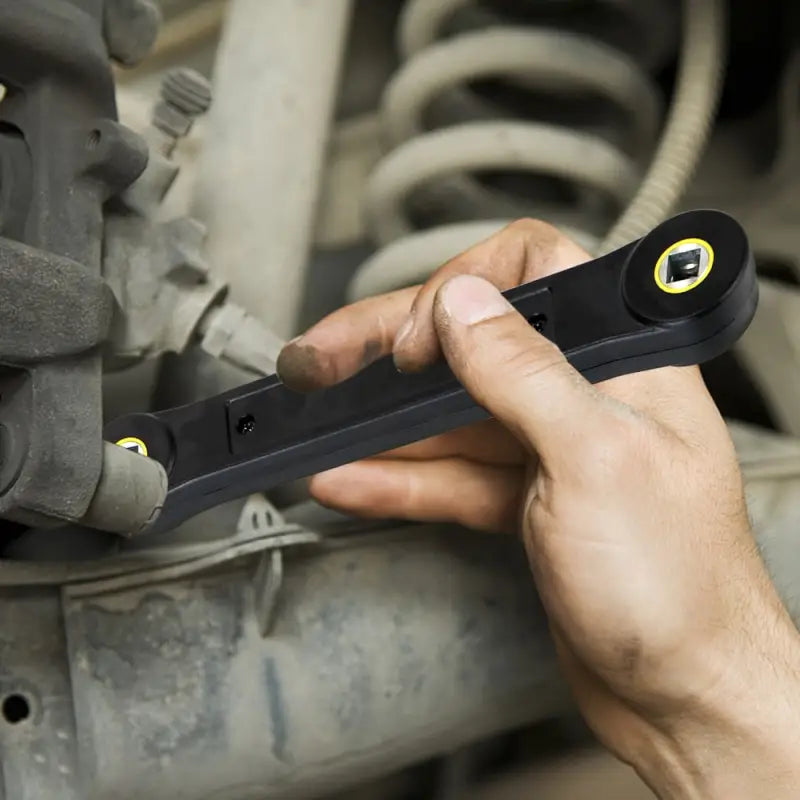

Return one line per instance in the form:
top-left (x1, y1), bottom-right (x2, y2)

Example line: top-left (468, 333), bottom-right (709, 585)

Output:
top-left (599, 0), bottom-right (726, 253)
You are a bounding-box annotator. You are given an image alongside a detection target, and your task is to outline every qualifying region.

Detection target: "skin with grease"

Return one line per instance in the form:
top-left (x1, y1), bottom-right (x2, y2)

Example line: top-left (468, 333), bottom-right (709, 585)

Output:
top-left (277, 220), bottom-right (800, 799)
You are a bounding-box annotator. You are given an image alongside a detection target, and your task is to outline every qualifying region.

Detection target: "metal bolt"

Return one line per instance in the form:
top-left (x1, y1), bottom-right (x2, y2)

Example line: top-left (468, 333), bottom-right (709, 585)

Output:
top-left (153, 68), bottom-right (212, 144)
top-left (527, 313), bottom-right (548, 333)
top-left (161, 69), bottom-right (213, 116)
top-left (236, 415), bottom-right (256, 436)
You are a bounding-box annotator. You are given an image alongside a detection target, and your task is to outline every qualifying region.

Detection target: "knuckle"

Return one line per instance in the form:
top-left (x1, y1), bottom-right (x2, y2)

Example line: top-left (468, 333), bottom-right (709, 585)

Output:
top-left (515, 352), bottom-right (569, 387)
top-left (507, 218), bottom-right (588, 278)
top-left (433, 219), bottom-right (570, 290)
top-left (398, 469), bottom-right (422, 513)
top-left (505, 217), bottom-right (558, 236)
top-left (508, 218), bottom-right (565, 256)
top-left (433, 241), bottom-right (498, 282)
top-left (457, 218), bottom-right (552, 257)
top-left (503, 335), bottom-right (570, 384)
top-left (432, 250), bottom-right (470, 279)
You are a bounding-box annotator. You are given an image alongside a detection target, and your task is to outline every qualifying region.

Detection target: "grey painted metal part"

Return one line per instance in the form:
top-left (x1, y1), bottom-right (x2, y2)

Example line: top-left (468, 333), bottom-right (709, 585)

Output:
top-left (62, 532), bottom-right (565, 800)
top-left (123, 67), bottom-right (213, 213)
top-left (0, 592), bottom-right (83, 800)
top-left (103, 0), bottom-right (162, 67)
top-left (80, 442), bottom-right (167, 537)
top-left (192, 0), bottom-right (354, 339)
top-left (0, 0), bottom-right (148, 527)
top-left (0, 525), bottom-right (566, 800)
top-left (102, 213), bottom-right (226, 367)
top-left (153, 67), bottom-right (213, 151)
top-left (198, 302), bottom-right (286, 376)
top-left (102, 209), bottom-right (286, 380)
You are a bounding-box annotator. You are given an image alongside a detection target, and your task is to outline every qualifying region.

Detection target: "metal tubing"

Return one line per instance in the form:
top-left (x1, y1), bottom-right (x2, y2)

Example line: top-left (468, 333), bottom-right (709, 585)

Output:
top-left (192, 0), bottom-right (354, 339)
top-left (63, 529), bottom-right (568, 800)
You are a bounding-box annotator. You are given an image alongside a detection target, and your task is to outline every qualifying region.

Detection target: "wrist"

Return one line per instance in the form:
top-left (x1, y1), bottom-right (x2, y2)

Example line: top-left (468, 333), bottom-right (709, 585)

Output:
top-left (629, 603), bottom-right (800, 799)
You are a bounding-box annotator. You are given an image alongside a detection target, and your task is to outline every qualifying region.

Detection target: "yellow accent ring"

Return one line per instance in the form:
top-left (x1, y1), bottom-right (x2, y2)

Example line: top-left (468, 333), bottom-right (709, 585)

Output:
top-left (115, 436), bottom-right (149, 457)
top-left (654, 238), bottom-right (714, 294)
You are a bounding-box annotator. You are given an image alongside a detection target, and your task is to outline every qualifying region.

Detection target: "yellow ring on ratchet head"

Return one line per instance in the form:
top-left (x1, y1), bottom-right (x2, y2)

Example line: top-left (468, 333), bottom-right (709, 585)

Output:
top-left (653, 238), bottom-right (714, 294)
top-left (115, 436), bottom-right (149, 457)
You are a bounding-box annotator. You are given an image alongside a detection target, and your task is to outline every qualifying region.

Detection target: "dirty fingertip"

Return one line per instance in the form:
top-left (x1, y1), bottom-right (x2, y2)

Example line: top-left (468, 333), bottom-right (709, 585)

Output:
top-left (276, 340), bottom-right (330, 392)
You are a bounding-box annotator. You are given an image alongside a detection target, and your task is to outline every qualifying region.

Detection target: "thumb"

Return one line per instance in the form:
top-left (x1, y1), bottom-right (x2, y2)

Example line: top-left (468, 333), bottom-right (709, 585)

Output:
top-left (433, 275), bottom-right (603, 462)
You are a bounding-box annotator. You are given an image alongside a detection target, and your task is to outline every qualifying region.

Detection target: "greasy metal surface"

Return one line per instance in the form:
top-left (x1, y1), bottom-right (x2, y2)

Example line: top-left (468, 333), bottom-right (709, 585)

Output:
top-left (684, 48), bottom-right (800, 280)
top-left (103, 65), bottom-right (282, 384)
top-left (0, 239), bottom-right (115, 362)
top-left (0, 0), bottom-right (147, 526)
top-left (0, 591), bottom-right (82, 800)
top-left (62, 530), bottom-right (564, 800)
top-left (689, 49), bottom-right (800, 435)
top-left (102, 214), bottom-right (225, 367)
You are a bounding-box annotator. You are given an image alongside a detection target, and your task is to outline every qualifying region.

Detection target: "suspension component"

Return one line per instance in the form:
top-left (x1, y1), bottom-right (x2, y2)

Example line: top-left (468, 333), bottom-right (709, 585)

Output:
top-left (348, 0), bottom-right (679, 301)
top-left (104, 210), bottom-right (756, 536)
top-left (0, 0), bottom-right (150, 529)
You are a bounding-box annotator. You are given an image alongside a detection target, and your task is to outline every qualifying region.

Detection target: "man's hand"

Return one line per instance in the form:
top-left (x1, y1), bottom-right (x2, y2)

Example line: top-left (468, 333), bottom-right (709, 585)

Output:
top-left (277, 220), bottom-right (800, 799)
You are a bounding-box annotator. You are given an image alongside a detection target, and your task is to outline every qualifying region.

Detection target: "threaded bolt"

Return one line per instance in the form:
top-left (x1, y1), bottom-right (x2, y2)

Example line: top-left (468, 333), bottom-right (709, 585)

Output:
top-left (153, 68), bottom-right (212, 142)
top-left (161, 68), bottom-right (213, 116)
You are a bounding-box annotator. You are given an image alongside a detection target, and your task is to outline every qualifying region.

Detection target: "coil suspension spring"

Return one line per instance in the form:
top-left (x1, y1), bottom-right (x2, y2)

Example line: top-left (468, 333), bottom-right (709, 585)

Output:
top-left (348, 0), bottom-right (683, 301)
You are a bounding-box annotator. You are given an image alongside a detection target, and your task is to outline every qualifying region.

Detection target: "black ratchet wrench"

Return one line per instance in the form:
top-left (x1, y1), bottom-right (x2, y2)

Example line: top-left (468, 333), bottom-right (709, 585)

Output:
top-left (105, 210), bottom-right (758, 536)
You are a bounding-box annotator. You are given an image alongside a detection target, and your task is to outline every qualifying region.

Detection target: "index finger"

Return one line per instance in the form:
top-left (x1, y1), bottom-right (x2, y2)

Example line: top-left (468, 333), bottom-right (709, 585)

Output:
top-left (277, 219), bottom-right (589, 391)
top-left (276, 285), bottom-right (419, 391)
